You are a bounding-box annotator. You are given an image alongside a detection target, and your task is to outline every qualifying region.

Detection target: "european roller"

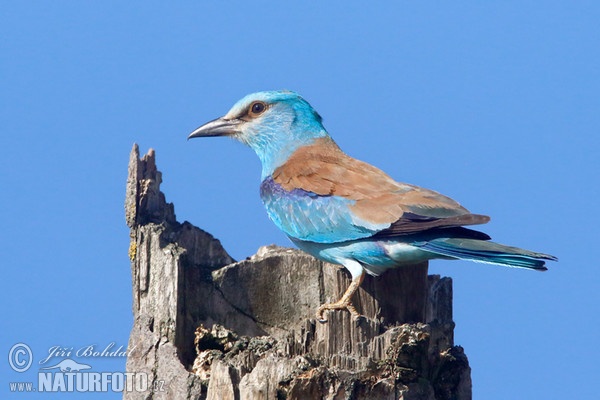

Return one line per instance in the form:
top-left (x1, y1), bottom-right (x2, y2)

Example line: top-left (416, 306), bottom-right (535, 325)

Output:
top-left (188, 90), bottom-right (556, 322)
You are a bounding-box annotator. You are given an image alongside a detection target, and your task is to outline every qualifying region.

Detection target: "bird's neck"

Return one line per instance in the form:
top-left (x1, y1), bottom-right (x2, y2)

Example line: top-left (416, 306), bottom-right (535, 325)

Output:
top-left (252, 130), bottom-right (330, 180)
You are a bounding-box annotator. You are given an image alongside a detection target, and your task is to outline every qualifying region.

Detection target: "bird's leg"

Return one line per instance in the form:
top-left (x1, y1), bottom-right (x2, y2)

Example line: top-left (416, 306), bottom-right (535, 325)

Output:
top-left (316, 269), bottom-right (365, 322)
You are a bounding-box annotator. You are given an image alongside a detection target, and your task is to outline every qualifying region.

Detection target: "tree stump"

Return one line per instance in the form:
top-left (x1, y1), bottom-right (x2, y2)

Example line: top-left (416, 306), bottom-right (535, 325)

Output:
top-left (124, 144), bottom-right (471, 400)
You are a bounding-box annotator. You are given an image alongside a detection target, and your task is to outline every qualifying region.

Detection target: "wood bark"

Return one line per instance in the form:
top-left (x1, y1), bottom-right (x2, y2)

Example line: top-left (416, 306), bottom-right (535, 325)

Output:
top-left (124, 144), bottom-right (471, 400)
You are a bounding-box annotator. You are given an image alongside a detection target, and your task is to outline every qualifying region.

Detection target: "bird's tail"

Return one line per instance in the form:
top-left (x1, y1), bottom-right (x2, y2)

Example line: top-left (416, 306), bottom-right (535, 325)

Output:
top-left (416, 238), bottom-right (557, 271)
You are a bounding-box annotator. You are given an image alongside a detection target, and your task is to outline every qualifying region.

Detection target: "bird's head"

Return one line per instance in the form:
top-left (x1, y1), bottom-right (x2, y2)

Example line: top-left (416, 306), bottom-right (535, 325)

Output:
top-left (188, 90), bottom-right (328, 178)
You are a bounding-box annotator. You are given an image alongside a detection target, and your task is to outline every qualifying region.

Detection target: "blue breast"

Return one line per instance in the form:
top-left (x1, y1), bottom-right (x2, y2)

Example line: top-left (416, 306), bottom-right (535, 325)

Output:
top-left (259, 177), bottom-right (383, 243)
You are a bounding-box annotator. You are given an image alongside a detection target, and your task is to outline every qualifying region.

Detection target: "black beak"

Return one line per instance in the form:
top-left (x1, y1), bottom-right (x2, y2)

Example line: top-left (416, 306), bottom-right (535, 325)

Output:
top-left (188, 117), bottom-right (243, 139)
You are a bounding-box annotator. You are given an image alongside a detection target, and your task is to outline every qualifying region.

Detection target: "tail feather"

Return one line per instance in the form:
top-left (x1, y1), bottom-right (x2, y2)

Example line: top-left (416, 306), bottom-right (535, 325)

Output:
top-left (416, 238), bottom-right (557, 271)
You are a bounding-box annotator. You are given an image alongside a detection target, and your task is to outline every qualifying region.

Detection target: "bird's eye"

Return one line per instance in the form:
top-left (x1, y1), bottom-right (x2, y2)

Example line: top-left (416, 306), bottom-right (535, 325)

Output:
top-left (249, 101), bottom-right (266, 116)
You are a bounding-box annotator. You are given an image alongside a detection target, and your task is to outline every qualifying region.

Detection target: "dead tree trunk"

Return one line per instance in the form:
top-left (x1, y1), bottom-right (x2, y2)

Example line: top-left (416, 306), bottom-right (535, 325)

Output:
top-left (124, 144), bottom-right (471, 400)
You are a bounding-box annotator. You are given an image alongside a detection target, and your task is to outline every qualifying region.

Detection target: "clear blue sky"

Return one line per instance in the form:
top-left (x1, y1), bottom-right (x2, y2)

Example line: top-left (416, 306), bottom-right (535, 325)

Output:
top-left (1, 2), bottom-right (598, 399)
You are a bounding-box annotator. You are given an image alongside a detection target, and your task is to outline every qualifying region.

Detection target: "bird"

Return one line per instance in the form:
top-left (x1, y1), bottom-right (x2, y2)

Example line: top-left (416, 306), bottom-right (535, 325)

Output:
top-left (188, 90), bottom-right (557, 322)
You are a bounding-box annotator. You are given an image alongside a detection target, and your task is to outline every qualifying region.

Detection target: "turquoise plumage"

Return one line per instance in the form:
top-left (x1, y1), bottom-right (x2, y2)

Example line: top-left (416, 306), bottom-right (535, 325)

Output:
top-left (189, 90), bottom-right (556, 321)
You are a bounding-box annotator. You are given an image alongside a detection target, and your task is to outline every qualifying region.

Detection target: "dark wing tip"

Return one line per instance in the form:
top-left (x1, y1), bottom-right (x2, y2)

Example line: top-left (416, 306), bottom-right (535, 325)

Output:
top-left (373, 213), bottom-right (491, 238)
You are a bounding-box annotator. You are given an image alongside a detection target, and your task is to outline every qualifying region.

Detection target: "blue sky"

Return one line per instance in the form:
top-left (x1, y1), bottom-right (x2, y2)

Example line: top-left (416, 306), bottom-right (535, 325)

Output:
top-left (1, 2), bottom-right (598, 398)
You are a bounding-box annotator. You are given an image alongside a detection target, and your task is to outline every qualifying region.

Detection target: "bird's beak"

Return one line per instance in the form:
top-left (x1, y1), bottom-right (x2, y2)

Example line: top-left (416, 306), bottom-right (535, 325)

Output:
top-left (188, 117), bottom-right (243, 139)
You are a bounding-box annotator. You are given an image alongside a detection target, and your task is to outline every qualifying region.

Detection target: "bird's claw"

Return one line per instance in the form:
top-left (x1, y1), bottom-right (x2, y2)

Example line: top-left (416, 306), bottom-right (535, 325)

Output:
top-left (316, 301), bottom-right (361, 323)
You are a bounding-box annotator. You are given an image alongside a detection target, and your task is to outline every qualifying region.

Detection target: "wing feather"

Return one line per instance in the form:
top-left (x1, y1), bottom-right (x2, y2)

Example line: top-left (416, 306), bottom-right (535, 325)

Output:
top-left (267, 137), bottom-right (489, 243)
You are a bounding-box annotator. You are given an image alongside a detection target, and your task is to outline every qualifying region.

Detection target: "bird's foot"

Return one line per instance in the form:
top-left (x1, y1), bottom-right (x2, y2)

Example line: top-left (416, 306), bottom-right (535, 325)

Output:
top-left (316, 300), bottom-right (361, 323)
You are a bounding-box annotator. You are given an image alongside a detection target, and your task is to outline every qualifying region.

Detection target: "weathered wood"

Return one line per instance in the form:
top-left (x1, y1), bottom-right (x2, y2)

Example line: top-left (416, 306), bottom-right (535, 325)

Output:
top-left (124, 144), bottom-right (471, 400)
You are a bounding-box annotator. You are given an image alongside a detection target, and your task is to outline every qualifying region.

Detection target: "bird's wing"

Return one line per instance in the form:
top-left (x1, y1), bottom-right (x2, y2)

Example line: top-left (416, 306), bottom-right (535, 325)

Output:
top-left (264, 137), bottom-right (489, 243)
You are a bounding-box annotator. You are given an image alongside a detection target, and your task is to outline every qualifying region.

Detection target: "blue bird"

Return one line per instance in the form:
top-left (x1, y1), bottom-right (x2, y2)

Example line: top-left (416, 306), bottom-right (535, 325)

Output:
top-left (188, 90), bottom-right (556, 321)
